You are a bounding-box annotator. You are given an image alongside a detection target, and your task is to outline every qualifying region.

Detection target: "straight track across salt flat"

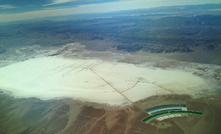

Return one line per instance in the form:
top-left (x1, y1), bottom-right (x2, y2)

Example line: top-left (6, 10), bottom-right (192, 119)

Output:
top-left (0, 56), bottom-right (208, 106)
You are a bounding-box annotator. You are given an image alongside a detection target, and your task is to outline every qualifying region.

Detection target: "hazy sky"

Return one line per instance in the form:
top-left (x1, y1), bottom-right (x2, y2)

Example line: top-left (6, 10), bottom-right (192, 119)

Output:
top-left (0, 0), bottom-right (220, 22)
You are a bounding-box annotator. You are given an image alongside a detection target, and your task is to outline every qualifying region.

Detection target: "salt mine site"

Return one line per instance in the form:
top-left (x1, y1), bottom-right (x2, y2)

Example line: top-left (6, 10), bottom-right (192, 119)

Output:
top-left (0, 43), bottom-right (214, 106)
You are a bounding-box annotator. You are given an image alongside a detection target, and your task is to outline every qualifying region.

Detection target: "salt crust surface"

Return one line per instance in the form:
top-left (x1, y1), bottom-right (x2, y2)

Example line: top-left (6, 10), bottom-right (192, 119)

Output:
top-left (0, 57), bottom-right (208, 106)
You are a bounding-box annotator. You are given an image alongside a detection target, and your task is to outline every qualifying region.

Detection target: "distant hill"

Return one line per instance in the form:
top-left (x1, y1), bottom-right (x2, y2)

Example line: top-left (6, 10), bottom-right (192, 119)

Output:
top-left (0, 3), bottom-right (221, 64)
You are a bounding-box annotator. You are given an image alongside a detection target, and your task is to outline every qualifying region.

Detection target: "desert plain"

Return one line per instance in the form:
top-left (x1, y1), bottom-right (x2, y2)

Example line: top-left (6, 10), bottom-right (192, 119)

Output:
top-left (0, 43), bottom-right (221, 134)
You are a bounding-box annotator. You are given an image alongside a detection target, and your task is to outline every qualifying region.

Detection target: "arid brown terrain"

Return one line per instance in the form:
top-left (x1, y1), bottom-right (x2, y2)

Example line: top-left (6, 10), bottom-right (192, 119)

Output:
top-left (1, 91), bottom-right (221, 134)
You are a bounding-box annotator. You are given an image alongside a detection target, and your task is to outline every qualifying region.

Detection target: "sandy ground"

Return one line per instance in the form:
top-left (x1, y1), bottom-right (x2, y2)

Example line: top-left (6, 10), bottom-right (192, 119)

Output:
top-left (1, 93), bottom-right (221, 134)
top-left (0, 56), bottom-right (209, 106)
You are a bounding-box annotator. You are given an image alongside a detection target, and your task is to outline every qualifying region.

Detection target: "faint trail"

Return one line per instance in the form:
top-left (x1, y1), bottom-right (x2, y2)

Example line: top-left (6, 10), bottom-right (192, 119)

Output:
top-left (52, 63), bottom-right (66, 70)
top-left (73, 113), bottom-right (157, 134)
top-left (59, 108), bottom-right (156, 134)
top-left (50, 63), bottom-right (76, 77)
top-left (121, 77), bottom-right (142, 93)
top-left (151, 82), bottom-right (177, 95)
top-left (62, 62), bottom-right (86, 77)
top-left (108, 63), bottom-right (118, 69)
top-left (71, 118), bottom-right (125, 134)
top-left (89, 69), bottom-right (151, 119)
top-left (74, 64), bottom-right (94, 75)
top-left (89, 69), bottom-right (133, 105)
top-left (85, 63), bottom-right (99, 71)
top-left (156, 125), bottom-right (159, 134)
